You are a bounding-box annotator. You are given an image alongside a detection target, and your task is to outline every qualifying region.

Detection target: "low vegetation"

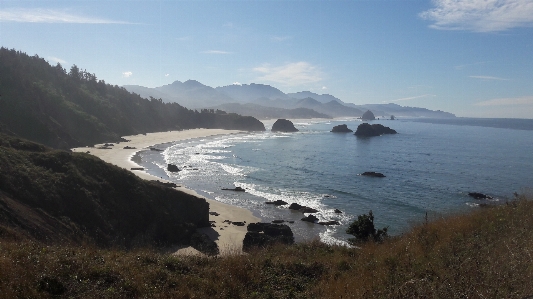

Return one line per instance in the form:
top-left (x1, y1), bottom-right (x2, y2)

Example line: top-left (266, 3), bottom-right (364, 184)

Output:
top-left (1, 193), bottom-right (532, 298)
top-left (0, 133), bottom-right (209, 248)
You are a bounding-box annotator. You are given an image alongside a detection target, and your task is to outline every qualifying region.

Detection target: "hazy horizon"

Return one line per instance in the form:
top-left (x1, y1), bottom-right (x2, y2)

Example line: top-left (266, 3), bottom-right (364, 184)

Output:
top-left (1, 1), bottom-right (532, 118)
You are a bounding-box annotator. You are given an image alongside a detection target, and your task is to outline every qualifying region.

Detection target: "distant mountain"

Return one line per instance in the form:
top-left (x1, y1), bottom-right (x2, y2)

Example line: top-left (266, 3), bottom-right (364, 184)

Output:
top-left (354, 103), bottom-right (456, 119)
top-left (287, 91), bottom-right (344, 104)
top-left (209, 103), bottom-right (331, 120)
top-left (215, 83), bottom-right (289, 102)
top-left (123, 80), bottom-right (455, 120)
top-left (0, 48), bottom-right (264, 149)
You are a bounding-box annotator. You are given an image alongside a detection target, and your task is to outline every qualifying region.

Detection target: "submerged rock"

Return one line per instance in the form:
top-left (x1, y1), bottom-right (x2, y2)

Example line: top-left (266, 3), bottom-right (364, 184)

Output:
top-left (271, 119), bottom-right (299, 132)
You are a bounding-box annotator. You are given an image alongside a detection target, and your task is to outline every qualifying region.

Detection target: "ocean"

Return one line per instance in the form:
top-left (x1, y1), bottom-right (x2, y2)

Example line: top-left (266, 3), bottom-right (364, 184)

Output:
top-left (134, 118), bottom-right (533, 245)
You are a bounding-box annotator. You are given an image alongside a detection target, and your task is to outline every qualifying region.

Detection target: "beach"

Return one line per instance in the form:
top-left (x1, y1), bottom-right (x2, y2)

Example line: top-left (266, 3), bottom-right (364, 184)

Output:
top-left (71, 129), bottom-right (261, 256)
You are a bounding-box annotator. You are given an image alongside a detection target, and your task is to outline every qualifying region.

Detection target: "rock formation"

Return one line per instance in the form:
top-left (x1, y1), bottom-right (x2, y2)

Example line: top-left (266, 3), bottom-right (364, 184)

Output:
top-left (361, 110), bottom-right (376, 120)
top-left (468, 192), bottom-right (493, 200)
top-left (354, 123), bottom-right (397, 137)
top-left (167, 164), bottom-right (180, 172)
top-left (242, 223), bottom-right (294, 251)
top-left (361, 172), bottom-right (386, 178)
top-left (271, 119), bottom-right (299, 132)
top-left (331, 124), bottom-right (353, 133)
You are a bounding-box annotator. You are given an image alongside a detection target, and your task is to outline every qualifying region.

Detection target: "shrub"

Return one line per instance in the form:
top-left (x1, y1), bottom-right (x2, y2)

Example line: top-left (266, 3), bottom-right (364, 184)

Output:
top-left (346, 211), bottom-right (388, 244)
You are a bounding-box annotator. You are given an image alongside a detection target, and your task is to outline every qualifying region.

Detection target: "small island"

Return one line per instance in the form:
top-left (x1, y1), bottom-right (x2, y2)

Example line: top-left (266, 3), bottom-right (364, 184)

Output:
top-left (361, 110), bottom-right (376, 121)
top-left (354, 123), bottom-right (397, 137)
top-left (271, 119), bottom-right (299, 132)
top-left (331, 124), bottom-right (353, 133)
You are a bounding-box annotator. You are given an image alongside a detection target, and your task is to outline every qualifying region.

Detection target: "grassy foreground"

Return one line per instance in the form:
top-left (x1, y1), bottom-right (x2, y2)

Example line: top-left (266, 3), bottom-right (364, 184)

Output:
top-left (1, 196), bottom-right (533, 298)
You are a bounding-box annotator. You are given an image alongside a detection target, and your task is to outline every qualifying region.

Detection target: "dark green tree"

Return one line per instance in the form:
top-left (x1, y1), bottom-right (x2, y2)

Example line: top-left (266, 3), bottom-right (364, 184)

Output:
top-left (346, 210), bottom-right (388, 244)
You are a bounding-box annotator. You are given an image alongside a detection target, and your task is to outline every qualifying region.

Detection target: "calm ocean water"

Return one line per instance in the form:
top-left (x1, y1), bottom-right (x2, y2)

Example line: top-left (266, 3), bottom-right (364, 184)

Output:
top-left (135, 118), bottom-right (533, 244)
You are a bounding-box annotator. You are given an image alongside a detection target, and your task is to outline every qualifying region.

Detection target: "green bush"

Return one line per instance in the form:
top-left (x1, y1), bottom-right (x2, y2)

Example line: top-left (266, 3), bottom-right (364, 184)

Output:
top-left (346, 210), bottom-right (388, 244)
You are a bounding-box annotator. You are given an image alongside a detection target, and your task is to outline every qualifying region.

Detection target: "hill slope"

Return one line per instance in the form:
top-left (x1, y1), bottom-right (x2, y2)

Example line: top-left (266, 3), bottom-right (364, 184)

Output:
top-left (0, 48), bottom-right (264, 149)
top-left (0, 133), bottom-right (209, 247)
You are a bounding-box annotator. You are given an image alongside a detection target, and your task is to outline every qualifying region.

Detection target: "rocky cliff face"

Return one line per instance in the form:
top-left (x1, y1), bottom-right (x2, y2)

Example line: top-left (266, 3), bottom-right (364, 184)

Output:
top-left (271, 119), bottom-right (299, 132)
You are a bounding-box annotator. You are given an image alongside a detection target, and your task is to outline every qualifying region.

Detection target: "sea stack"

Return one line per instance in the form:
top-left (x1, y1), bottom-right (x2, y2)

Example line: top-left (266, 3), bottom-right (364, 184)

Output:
top-left (354, 123), bottom-right (397, 137)
top-left (361, 110), bottom-right (376, 121)
top-left (271, 119), bottom-right (299, 132)
top-left (331, 124), bottom-right (353, 133)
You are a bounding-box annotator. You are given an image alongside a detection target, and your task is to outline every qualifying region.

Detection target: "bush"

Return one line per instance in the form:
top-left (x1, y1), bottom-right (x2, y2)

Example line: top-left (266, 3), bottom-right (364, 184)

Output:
top-left (346, 211), bottom-right (388, 244)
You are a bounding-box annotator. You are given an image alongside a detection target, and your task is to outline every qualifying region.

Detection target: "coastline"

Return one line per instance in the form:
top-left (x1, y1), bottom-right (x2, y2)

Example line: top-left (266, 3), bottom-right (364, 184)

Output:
top-left (71, 129), bottom-right (261, 256)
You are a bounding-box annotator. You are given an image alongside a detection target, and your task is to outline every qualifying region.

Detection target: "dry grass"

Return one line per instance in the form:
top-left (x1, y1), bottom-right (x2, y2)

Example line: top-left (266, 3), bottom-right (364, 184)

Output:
top-left (1, 197), bottom-right (533, 298)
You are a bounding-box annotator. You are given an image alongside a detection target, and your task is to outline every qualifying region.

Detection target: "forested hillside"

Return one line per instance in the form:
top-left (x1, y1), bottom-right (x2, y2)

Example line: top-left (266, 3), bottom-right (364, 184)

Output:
top-left (0, 48), bottom-right (264, 149)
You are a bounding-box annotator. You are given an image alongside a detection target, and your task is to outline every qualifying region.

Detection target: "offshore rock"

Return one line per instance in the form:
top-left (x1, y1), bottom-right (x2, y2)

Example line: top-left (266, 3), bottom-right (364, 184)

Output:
top-left (361, 171), bottom-right (386, 178)
top-left (265, 200), bottom-right (288, 206)
top-left (361, 110), bottom-right (376, 120)
top-left (331, 124), bottom-right (353, 133)
top-left (301, 214), bottom-right (319, 223)
top-left (243, 223), bottom-right (294, 252)
top-left (167, 164), bottom-right (180, 172)
top-left (271, 119), bottom-right (299, 132)
top-left (468, 192), bottom-right (493, 200)
top-left (354, 123), bottom-right (397, 137)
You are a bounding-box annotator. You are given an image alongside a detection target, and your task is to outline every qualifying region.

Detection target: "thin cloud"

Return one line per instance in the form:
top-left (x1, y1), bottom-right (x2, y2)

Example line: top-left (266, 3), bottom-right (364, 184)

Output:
top-left (0, 8), bottom-right (131, 24)
top-left (201, 50), bottom-right (232, 54)
top-left (122, 71), bottom-right (133, 78)
top-left (454, 61), bottom-right (489, 70)
top-left (47, 56), bottom-right (66, 64)
top-left (469, 75), bottom-right (509, 80)
top-left (391, 94), bottom-right (436, 102)
top-left (232, 82), bottom-right (242, 86)
top-left (474, 96), bottom-right (533, 106)
top-left (271, 35), bottom-right (292, 42)
top-left (253, 62), bottom-right (323, 86)
top-left (420, 0), bottom-right (533, 32)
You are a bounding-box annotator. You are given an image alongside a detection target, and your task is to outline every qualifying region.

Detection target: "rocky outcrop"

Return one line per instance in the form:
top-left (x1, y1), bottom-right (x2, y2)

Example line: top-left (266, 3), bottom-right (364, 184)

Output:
top-left (354, 123), bottom-right (397, 137)
top-left (468, 192), bottom-right (493, 200)
top-left (265, 200), bottom-right (288, 206)
top-left (190, 232), bottom-right (219, 256)
top-left (167, 164), bottom-right (180, 172)
top-left (242, 223), bottom-right (294, 251)
top-left (289, 203), bottom-right (319, 213)
top-left (271, 119), bottom-right (299, 132)
top-left (221, 186), bottom-right (245, 192)
top-left (361, 110), bottom-right (376, 120)
top-left (361, 172), bottom-right (386, 178)
top-left (301, 214), bottom-right (319, 223)
top-left (331, 124), bottom-right (353, 133)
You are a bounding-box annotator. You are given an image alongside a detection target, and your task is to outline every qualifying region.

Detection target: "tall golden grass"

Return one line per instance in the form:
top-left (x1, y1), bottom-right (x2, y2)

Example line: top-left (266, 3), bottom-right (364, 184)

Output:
top-left (1, 196), bottom-right (532, 298)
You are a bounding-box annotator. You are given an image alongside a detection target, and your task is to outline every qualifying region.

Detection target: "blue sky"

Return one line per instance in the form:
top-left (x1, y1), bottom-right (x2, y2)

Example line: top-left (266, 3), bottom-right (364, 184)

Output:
top-left (1, 1), bottom-right (532, 118)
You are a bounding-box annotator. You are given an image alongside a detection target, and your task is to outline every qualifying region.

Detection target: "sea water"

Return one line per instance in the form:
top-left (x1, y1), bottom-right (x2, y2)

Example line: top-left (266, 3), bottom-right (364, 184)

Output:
top-left (134, 118), bottom-right (533, 244)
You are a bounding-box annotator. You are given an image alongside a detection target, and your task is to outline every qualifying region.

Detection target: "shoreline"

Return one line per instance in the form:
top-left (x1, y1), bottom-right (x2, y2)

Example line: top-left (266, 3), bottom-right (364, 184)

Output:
top-left (72, 129), bottom-right (261, 256)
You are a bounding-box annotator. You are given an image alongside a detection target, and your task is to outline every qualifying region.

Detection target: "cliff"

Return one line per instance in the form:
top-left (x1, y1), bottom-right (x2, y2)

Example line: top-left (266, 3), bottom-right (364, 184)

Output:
top-left (0, 134), bottom-right (209, 247)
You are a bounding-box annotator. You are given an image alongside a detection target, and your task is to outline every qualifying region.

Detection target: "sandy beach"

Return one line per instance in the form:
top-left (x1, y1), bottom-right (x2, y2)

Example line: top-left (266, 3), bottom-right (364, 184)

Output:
top-left (72, 129), bottom-right (260, 256)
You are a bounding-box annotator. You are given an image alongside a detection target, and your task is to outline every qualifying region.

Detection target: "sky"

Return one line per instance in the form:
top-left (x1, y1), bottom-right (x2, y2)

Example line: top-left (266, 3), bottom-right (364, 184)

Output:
top-left (1, 0), bottom-right (533, 118)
